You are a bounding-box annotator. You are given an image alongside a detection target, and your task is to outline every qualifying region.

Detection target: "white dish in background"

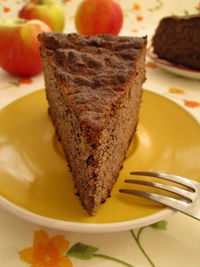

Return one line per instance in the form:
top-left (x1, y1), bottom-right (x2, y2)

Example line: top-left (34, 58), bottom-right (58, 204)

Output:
top-left (147, 45), bottom-right (200, 80)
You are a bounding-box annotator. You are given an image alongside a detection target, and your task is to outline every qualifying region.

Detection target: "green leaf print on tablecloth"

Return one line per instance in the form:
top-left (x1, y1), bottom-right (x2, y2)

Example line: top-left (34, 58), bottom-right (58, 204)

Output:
top-left (67, 242), bottom-right (133, 267)
top-left (130, 220), bottom-right (168, 267)
top-left (67, 242), bottom-right (99, 260)
top-left (148, 0), bottom-right (163, 12)
top-left (67, 220), bottom-right (168, 266)
top-left (151, 220), bottom-right (168, 230)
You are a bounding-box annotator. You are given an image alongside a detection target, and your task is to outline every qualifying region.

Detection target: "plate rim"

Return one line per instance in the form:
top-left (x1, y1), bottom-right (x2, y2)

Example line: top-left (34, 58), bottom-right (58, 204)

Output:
top-left (0, 194), bottom-right (174, 233)
top-left (1, 89), bottom-right (199, 233)
top-left (147, 45), bottom-right (200, 74)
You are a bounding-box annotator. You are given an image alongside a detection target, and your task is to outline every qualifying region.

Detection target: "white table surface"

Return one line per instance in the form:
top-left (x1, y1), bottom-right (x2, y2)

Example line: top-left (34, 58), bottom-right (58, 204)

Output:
top-left (0, 1), bottom-right (200, 266)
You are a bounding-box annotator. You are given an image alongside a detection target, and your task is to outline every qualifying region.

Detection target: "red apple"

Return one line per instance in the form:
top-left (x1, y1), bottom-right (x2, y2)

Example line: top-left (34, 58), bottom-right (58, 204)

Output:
top-left (75, 0), bottom-right (123, 35)
top-left (19, 0), bottom-right (65, 32)
top-left (0, 18), bottom-right (51, 77)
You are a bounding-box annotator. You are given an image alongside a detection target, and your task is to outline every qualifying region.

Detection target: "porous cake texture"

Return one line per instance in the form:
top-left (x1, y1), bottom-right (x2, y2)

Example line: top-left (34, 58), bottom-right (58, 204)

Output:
top-left (39, 32), bottom-right (147, 215)
top-left (152, 14), bottom-right (200, 70)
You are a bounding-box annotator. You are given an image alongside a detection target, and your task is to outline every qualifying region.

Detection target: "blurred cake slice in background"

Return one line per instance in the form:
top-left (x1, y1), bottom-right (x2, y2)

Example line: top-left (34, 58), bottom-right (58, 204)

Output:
top-left (152, 14), bottom-right (200, 70)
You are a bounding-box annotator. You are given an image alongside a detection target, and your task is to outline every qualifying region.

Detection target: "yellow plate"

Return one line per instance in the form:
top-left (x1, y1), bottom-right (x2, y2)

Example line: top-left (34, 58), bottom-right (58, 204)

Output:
top-left (0, 89), bottom-right (200, 232)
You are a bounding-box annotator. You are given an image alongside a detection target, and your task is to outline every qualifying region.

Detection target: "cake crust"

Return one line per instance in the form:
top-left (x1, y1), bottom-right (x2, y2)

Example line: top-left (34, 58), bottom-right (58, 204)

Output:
top-left (39, 33), bottom-right (146, 143)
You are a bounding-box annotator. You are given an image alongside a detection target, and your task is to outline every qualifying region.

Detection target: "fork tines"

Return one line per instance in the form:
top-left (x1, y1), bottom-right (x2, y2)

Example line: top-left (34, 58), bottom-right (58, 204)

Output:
top-left (119, 171), bottom-right (200, 221)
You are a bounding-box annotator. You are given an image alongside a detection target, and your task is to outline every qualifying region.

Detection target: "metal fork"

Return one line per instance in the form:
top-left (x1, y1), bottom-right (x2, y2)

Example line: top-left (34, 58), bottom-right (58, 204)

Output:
top-left (119, 171), bottom-right (200, 221)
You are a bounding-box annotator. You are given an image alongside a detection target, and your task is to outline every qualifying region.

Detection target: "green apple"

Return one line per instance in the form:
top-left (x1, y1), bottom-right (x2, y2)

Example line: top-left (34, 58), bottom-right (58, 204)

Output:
top-left (19, 0), bottom-right (65, 32)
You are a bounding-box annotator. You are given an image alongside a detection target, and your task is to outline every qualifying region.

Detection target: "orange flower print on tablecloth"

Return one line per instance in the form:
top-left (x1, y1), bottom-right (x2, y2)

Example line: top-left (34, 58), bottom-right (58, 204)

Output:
top-left (133, 3), bottom-right (140, 10)
top-left (18, 77), bottom-right (33, 84)
top-left (136, 15), bottom-right (143, 22)
top-left (19, 230), bottom-right (72, 267)
top-left (3, 6), bottom-right (10, 13)
top-left (131, 29), bottom-right (138, 33)
top-left (184, 100), bottom-right (200, 108)
top-left (169, 87), bottom-right (185, 95)
top-left (168, 88), bottom-right (200, 108)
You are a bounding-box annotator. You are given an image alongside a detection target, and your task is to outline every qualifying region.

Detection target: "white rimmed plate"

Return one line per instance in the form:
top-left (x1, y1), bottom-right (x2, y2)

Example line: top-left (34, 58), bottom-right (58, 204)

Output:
top-left (148, 45), bottom-right (200, 80)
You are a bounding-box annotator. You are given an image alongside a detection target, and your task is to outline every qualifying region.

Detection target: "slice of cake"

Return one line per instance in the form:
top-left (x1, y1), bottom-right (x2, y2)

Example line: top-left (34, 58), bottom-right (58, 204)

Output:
top-left (152, 14), bottom-right (200, 70)
top-left (38, 32), bottom-right (147, 215)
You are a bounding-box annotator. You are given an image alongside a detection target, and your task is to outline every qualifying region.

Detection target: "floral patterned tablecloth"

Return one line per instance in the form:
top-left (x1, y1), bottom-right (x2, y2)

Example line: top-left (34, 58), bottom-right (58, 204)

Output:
top-left (0, 0), bottom-right (200, 266)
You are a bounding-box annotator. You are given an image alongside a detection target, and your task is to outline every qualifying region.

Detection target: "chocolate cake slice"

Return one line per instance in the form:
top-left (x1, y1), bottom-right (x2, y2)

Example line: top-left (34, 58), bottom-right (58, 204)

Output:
top-left (152, 14), bottom-right (200, 70)
top-left (38, 32), bottom-right (147, 215)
